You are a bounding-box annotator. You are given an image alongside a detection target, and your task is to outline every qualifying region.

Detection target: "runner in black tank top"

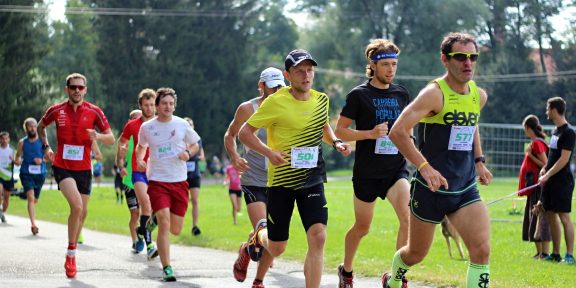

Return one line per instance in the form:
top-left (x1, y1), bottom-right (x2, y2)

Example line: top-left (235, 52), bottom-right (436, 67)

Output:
top-left (383, 32), bottom-right (492, 288)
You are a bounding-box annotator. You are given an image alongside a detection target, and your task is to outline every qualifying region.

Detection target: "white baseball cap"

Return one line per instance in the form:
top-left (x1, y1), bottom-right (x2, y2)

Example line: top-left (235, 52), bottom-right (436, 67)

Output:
top-left (259, 67), bottom-right (286, 88)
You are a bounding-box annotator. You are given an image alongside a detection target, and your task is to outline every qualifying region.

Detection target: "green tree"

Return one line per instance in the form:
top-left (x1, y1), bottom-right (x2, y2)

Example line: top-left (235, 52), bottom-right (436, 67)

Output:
top-left (0, 0), bottom-right (49, 142)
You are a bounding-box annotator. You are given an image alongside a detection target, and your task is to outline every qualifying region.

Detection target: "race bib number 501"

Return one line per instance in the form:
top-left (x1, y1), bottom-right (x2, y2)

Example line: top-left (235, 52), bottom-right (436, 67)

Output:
top-left (291, 147), bottom-right (319, 169)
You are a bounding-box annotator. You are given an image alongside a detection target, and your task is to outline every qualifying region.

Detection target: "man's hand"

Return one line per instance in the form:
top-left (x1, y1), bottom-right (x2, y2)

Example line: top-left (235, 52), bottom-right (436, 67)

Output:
top-left (231, 157), bottom-right (250, 174)
top-left (136, 160), bottom-right (147, 172)
top-left (178, 151), bottom-right (190, 161)
top-left (120, 167), bottom-right (128, 177)
top-left (334, 142), bottom-right (352, 157)
top-left (369, 122), bottom-right (388, 139)
top-left (44, 148), bottom-right (54, 162)
top-left (475, 162), bottom-right (493, 185)
top-left (267, 150), bottom-right (288, 166)
top-left (419, 164), bottom-right (449, 192)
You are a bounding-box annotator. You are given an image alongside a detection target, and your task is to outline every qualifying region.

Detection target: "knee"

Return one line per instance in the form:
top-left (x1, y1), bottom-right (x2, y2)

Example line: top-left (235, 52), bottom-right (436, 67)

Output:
top-left (170, 226), bottom-right (181, 236)
top-left (70, 203), bottom-right (83, 215)
top-left (308, 227), bottom-right (327, 249)
top-left (267, 243), bottom-right (286, 257)
top-left (351, 222), bottom-right (371, 237)
top-left (403, 246), bottom-right (428, 266)
top-left (469, 242), bottom-right (490, 263)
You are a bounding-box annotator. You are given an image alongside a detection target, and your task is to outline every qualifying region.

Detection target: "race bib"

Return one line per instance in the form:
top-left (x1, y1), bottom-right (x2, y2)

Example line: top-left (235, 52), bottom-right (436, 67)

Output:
top-left (157, 142), bottom-right (177, 159)
top-left (375, 136), bottom-right (398, 155)
top-left (28, 165), bottom-right (42, 175)
top-left (448, 126), bottom-right (476, 151)
top-left (291, 147), bottom-right (319, 169)
top-left (549, 135), bottom-right (558, 149)
top-left (186, 161), bottom-right (196, 172)
top-left (63, 144), bottom-right (84, 161)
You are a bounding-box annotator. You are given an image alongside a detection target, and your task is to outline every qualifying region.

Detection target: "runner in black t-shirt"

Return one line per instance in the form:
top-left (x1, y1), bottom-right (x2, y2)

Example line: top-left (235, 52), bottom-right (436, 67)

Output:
top-left (334, 39), bottom-right (411, 286)
top-left (539, 96), bottom-right (576, 264)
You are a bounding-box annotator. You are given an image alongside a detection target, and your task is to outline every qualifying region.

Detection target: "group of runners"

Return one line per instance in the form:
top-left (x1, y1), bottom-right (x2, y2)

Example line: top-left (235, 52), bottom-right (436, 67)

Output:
top-left (2, 30), bottom-right (574, 288)
top-left (221, 32), bottom-right (497, 288)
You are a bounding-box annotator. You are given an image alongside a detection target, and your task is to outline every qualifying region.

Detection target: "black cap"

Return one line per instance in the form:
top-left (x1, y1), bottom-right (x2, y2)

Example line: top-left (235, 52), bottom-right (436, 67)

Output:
top-left (284, 49), bottom-right (318, 71)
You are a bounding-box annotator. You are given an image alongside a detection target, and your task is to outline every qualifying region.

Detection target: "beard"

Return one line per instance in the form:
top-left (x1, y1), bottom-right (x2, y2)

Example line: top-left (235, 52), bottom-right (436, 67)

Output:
top-left (27, 131), bottom-right (37, 138)
top-left (374, 74), bottom-right (392, 85)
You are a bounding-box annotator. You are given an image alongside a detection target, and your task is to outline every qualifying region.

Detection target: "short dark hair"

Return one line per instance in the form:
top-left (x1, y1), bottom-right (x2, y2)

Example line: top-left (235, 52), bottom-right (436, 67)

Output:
top-left (441, 32), bottom-right (478, 56)
top-left (547, 96), bottom-right (566, 115)
top-left (155, 87), bottom-right (177, 106)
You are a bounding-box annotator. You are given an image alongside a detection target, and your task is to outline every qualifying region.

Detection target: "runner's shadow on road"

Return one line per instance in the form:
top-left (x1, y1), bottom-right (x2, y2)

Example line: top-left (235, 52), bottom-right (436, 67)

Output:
top-left (18, 235), bottom-right (48, 240)
top-left (265, 270), bottom-right (307, 288)
top-left (137, 266), bottom-right (200, 287)
top-left (77, 244), bottom-right (104, 252)
top-left (56, 279), bottom-right (98, 288)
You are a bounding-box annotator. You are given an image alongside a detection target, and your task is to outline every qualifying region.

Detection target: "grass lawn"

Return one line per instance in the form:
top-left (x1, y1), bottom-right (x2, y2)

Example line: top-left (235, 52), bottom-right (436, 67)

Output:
top-left (7, 177), bottom-right (575, 287)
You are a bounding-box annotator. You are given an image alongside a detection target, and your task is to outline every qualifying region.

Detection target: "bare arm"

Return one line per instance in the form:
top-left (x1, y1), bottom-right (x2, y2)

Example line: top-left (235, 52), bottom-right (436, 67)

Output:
top-left (239, 123), bottom-right (287, 166)
top-left (473, 88), bottom-right (493, 186)
top-left (37, 121), bottom-right (54, 162)
top-left (116, 136), bottom-right (129, 176)
top-left (87, 128), bottom-right (115, 145)
top-left (334, 115), bottom-right (388, 141)
top-left (224, 102), bottom-right (253, 173)
top-left (116, 136), bottom-right (129, 167)
top-left (135, 144), bottom-right (147, 172)
top-left (389, 84), bottom-right (448, 191)
top-left (323, 122), bottom-right (351, 156)
top-left (529, 151), bottom-right (547, 168)
top-left (198, 147), bottom-right (205, 161)
top-left (539, 149), bottom-right (572, 184)
top-left (92, 141), bottom-right (103, 161)
top-left (14, 140), bottom-right (24, 166)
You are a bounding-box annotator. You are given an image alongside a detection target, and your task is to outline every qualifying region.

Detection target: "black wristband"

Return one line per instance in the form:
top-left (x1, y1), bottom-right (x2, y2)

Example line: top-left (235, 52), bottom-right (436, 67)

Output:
top-left (475, 156), bottom-right (486, 163)
top-left (42, 143), bottom-right (50, 150)
top-left (332, 139), bottom-right (343, 149)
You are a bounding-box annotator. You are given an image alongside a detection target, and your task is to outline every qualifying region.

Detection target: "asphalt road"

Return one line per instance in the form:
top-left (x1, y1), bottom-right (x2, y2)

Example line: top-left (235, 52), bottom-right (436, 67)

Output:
top-left (0, 215), bottom-right (434, 288)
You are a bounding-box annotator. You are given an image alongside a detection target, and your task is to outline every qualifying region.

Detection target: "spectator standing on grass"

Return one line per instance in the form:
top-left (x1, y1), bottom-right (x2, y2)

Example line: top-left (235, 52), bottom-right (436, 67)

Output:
top-left (539, 97), bottom-right (576, 264)
top-left (519, 114), bottom-right (550, 259)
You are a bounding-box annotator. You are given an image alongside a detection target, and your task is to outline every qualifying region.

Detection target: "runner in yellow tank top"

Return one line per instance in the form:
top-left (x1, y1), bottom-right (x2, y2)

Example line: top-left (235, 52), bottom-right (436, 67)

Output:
top-left (239, 49), bottom-right (351, 288)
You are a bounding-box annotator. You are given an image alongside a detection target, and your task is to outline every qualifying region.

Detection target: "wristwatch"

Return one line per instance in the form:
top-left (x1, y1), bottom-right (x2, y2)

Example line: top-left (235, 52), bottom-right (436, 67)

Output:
top-left (42, 143), bottom-right (50, 150)
top-left (332, 139), bottom-right (343, 149)
top-left (475, 155), bottom-right (486, 164)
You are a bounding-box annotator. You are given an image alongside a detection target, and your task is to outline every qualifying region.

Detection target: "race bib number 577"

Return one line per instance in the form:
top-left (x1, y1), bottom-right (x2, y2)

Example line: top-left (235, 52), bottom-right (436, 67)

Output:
top-left (448, 126), bottom-right (476, 151)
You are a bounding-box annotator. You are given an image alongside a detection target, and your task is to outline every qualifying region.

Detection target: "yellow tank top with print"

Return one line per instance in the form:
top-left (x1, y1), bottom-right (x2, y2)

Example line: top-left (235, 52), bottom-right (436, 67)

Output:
top-left (416, 78), bottom-right (481, 194)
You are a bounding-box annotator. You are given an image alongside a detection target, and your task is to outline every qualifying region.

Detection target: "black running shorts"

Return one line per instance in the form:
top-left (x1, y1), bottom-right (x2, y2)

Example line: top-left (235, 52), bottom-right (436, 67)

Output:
top-left (266, 183), bottom-right (328, 241)
top-left (542, 179), bottom-right (574, 213)
top-left (187, 175), bottom-right (201, 189)
top-left (352, 167), bottom-right (409, 203)
top-left (52, 165), bottom-right (92, 195)
top-left (242, 185), bottom-right (267, 205)
top-left (410, 180), bottom-right (481, 224)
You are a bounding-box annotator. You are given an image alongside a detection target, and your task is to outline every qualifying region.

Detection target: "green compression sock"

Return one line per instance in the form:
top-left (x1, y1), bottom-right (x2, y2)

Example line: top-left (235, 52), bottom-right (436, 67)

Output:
top-left (467, 262), bottom-right (489, 288)
top-left (387, 250), bottom-right (410, 288)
